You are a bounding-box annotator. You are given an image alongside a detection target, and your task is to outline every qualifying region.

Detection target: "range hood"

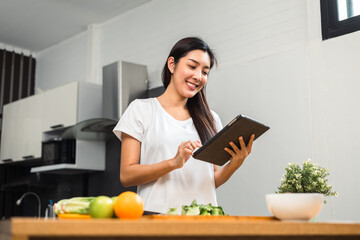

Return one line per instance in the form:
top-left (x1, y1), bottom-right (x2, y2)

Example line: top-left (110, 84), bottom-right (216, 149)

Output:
top-left (57, 61), bottom-right (149, 141)
top-left (55, 118), bottom-right (119, 141)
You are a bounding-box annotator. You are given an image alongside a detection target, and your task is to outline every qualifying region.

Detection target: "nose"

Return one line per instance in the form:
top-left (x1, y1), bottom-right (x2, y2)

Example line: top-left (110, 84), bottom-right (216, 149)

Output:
top-left (193, 70), bottom-right (202, 82)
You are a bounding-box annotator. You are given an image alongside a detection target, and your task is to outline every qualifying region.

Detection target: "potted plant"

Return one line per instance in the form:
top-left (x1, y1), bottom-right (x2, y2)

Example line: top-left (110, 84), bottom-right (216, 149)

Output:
top-left (266, 159), bottom-right (338, 221)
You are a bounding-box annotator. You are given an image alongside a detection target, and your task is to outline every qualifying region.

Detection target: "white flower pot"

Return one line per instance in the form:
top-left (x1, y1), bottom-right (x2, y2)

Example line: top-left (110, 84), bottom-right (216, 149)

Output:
top-left (265, 193), bottom-right (324, 221)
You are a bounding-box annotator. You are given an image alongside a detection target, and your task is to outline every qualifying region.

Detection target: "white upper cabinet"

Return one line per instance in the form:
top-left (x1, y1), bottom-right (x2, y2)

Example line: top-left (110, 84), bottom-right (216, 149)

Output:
top-left (0, 81), bottom-right (102, 163)
top-left (42, 82), bottom-right (78, 131)
top-left (19, 94), bottom-right (43, 160)
top-left (1, 94), bottom-right (43, 161)
top-left (1, 100), bottom-right (23, 161)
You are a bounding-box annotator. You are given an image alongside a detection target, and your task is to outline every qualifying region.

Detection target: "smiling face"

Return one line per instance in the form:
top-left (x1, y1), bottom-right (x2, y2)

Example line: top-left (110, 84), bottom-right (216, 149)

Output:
top-left (167, 49), bottom-right (211, 99)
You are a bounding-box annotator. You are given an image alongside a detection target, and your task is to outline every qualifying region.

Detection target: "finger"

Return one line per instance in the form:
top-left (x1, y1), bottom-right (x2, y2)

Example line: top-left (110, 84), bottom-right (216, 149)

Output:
top-left (182, 148), bottom-right (193, 158)
top-left (183, 143), bottom-right (195, 154)
top-left (195, 140), bottom-right (202, 148)
top-left (192, 140), bottom-right (202, 149)
top-left (184, 148), bottom-right (193, 155)
top-left (189, 141), bottom-right (198, 150)
top-left (185, 143), bottom-right (197, 153)
top-left (224, 147), bottom-right (236, 158)
top-left (239, 137), bottom-right (246, 151)
top-left (247, 134), bottom-right (255, 153)
top-left (180, 141), bottom-right (191, 153)
top-left (229, 141), bottom-right (241, 154)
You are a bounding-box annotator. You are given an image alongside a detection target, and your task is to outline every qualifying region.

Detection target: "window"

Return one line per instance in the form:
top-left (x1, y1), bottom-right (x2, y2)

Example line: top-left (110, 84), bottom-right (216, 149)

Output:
top-left (321, 0), bottom-right (360, 40)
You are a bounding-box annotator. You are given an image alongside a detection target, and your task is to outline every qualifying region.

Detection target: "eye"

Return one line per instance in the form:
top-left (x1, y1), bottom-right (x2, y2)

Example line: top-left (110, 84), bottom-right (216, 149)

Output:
top-left (188, 65), bottom-right (196, 69)
top-left (203, 71), bottom-right (209, 76)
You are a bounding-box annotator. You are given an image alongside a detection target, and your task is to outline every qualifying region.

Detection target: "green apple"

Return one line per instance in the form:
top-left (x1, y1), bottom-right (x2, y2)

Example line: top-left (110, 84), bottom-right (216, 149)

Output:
top-left (89, 196), bottom-right (114, 218)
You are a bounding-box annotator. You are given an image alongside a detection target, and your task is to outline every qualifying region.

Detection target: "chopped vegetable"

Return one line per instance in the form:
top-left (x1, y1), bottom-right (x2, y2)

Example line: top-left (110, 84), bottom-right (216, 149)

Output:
top-left (210, 206), bottom-right (225, 216)
top-left (167, 208), bottom-right (179, 215)
top-left (200, 204), bottom-right (213, 216)
top-left (182, 201), bottom-right (200, 216)
top-left (168, 200), bottom-right (226, 216)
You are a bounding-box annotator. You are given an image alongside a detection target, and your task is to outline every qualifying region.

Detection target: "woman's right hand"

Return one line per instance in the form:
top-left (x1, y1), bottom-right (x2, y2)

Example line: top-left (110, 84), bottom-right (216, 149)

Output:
top-left (121, 133), bottom-right (203, 187)
top-left (172, 140), bottom-right (202, 169)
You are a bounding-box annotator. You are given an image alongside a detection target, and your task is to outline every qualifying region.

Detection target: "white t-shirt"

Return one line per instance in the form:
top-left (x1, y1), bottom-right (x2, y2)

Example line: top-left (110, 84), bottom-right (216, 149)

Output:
top-left (113, 98), bottom-right (223, 214)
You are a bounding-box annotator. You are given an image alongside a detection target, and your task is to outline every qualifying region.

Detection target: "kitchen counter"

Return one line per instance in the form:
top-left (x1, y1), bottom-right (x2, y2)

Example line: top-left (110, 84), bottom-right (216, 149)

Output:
top-left (1, 216), bottom-right (360, 240)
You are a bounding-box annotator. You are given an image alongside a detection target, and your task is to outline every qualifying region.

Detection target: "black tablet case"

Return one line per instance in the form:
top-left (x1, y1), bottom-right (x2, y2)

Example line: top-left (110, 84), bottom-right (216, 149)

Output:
top-left (193, 115), bottom-right (270, 166)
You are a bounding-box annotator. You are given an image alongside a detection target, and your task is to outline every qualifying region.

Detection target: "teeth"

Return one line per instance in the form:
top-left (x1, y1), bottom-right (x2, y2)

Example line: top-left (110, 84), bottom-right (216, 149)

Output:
top-left (187, 82), bottom-right (197, 88)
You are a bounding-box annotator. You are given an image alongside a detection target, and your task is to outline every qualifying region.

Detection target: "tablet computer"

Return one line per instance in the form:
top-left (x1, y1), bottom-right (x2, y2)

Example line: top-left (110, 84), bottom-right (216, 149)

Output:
top-left (193, 114), bottom-right (270, 166)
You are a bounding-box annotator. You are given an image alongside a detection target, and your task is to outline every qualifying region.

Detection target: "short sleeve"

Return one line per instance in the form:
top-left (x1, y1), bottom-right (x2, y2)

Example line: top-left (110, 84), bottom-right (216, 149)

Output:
top-left (113, 99), bottom-right (147, 142)
top-left (211, 110), bottom-right (223, 133)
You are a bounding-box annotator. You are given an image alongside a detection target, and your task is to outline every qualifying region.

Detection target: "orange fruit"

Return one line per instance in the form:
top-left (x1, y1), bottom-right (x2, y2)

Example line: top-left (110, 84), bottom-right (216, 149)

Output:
top-left (114, 191), bottom-right (144, 219)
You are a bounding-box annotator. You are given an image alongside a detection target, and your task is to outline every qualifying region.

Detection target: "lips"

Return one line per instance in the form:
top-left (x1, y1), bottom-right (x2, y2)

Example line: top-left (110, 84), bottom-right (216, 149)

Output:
top-left (186, 81), bottom-right (198, 90)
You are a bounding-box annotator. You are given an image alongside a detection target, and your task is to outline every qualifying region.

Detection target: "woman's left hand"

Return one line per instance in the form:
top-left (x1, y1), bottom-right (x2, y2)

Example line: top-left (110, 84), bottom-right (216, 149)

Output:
top-left (224, 134), bottom-right (255, 168)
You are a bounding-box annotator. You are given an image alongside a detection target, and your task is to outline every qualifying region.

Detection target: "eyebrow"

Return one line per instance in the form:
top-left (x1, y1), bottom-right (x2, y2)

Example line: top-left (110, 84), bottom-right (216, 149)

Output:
top-left (188, 59), bottom-right (210, 69)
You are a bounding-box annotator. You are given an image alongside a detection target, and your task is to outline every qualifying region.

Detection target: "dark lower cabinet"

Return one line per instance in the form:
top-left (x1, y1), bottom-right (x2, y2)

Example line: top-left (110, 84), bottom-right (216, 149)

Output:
top-left (0, 136), bottom-right (134, 219)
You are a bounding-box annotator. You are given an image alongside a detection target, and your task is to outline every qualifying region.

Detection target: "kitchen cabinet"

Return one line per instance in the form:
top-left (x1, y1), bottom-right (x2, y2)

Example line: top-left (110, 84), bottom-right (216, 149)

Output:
top-left (42, 82), bottom-right (77, 131)
top-left (1, 100), bottom-right (23, 161)
top-left (29, 82), bottom-right (106, 173)
top-left (0, 81), bottom-right (102, 163)
top-left (42, 81), bottom-right (102, 132)
top-left (1, 94), bottom-right (42, 162)
top-left (19, 94), bottom-right (43, 160)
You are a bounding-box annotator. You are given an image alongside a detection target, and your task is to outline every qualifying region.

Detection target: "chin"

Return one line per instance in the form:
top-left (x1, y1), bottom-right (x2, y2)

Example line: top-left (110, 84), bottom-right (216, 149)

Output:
top-left (183, 91), bottom-right (198, 99)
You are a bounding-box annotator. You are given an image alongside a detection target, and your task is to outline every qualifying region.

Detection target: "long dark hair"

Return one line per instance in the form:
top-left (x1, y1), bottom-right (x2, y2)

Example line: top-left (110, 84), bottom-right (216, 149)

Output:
top-left (161, 37), bottom-right (218, 144)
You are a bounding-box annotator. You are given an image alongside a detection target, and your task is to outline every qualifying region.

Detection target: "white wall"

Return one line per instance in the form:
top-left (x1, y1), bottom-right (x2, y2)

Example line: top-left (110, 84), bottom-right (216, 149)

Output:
top-left (35, 0), bottom-right (360, 221)
top-left (308, 33), bottom-right (360, 221)
top-left (36, 31), bottom-right (89, 91)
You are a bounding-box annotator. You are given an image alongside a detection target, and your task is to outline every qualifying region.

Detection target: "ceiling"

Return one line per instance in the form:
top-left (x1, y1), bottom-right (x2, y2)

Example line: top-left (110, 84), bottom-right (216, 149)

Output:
top-left (0, 0), bottom-right (151, 52)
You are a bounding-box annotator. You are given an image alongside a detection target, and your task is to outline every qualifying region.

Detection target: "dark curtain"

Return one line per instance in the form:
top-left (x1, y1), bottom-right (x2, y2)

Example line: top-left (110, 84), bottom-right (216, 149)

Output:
top-left (0, 48), bottom-right (36, 119)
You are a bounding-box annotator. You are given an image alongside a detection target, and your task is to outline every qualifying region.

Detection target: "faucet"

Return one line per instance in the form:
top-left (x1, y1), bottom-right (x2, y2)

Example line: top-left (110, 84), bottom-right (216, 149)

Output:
top-left (16, 192), bottom-right (41, 218)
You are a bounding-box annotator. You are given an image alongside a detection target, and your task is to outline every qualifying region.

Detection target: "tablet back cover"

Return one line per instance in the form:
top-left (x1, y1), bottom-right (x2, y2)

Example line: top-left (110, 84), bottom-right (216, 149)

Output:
top-left (193, 115), bottom-right (269, 166)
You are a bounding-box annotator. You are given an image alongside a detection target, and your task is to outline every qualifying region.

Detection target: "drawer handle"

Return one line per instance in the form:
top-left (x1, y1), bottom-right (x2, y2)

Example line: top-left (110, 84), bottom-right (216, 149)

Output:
top-left (22, 155), bottom-right (35, 160)
top-left (2, 159), bottom-right (13, 163)
top-left (50, 124), bottom-right (64, 129)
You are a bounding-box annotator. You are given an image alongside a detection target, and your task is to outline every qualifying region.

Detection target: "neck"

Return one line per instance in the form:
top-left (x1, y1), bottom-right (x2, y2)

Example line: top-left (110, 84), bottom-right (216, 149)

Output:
top-left (157, 82), bottom-right (187, 109)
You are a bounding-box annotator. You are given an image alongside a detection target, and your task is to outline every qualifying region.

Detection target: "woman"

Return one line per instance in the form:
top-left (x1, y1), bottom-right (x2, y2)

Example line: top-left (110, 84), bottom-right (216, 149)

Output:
top-left (113, 37), bottom-right (254, 214)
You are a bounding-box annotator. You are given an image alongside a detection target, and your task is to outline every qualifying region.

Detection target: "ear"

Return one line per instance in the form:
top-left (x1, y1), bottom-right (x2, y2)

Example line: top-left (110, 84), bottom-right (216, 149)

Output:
top-left (167, 57), bottom-right (175, 74)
